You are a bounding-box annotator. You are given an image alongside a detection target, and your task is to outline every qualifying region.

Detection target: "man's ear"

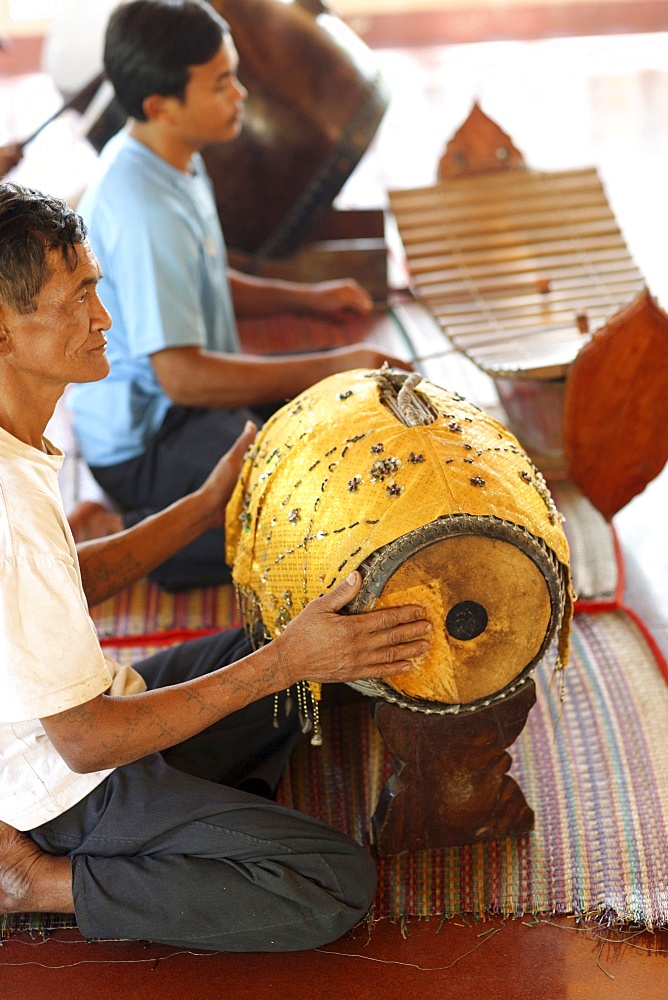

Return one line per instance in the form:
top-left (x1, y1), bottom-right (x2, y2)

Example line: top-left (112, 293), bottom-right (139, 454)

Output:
top-left (0, 312), bottom-right (11, 355)
top-left (142, 93), bottom-right (177, 124)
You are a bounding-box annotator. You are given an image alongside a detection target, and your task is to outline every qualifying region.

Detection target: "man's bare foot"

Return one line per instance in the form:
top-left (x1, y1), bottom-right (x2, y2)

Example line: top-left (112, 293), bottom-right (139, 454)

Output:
top-left (68, 500), bottom-right (123, 543)
top-left (0, 821), bottom-right (74, 914)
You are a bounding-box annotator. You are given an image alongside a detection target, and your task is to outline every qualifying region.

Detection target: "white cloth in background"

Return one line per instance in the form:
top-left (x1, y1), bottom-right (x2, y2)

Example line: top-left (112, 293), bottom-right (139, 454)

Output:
top-left (42, 0), bottom-right (126, 96)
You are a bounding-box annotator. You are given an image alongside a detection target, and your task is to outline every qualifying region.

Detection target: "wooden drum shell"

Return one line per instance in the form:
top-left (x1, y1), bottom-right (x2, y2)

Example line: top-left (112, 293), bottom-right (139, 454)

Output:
top-left (206, 0), bottom-right (388, 255)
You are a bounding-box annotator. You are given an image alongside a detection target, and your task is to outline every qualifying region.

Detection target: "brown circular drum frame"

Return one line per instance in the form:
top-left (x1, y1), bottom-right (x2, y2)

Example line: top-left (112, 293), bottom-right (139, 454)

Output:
top-left (345, 513), bottom-right (566, 715)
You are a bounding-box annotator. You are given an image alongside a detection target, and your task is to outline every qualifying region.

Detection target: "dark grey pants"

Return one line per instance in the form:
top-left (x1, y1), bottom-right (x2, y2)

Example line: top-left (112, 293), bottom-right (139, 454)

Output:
top-left (90, 403), bottom-right (276, 591)
top-left (29, 630), bottom-right (377, 951)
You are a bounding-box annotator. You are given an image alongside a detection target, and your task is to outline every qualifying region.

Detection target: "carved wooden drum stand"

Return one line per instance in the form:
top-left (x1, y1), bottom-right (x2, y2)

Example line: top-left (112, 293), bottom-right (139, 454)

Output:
top-left (348, 515), bottom-right (566, 854)
top-left (226, 368), bottom-right (573, 855)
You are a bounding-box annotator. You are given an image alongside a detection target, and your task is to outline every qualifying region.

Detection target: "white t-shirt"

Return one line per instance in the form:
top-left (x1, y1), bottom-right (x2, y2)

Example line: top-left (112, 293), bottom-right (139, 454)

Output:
top-left (0, 426), bottom-right (145, 831)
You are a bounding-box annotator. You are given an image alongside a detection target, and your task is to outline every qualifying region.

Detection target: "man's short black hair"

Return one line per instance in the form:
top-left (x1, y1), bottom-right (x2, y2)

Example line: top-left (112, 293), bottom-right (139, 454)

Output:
top-left (104, 0), bottom-right (230, 121)
top-left (0, 183), bottom-right (87, 314)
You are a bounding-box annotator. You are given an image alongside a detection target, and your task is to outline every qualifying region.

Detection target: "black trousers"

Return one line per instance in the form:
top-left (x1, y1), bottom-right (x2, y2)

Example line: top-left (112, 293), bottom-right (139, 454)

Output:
top-left (90, 403), bottom-right (276, 591)
top-left (29, 629), bottom-right (377, 952)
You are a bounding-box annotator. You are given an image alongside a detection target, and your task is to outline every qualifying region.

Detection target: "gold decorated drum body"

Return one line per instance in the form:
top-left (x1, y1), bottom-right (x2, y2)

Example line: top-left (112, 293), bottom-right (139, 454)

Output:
top-left (226, 369), bottom-right (573, 713)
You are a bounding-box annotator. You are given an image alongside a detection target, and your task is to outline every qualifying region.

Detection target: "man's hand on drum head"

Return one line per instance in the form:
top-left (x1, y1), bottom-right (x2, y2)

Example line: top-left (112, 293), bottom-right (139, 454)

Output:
top-left (272, 570), bottom-right (431, 686)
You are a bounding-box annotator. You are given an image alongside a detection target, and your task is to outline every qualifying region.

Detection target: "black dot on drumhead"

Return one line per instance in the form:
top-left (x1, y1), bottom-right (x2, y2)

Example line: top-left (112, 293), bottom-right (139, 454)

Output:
top-left (446, 601), bottom-right (488, 641)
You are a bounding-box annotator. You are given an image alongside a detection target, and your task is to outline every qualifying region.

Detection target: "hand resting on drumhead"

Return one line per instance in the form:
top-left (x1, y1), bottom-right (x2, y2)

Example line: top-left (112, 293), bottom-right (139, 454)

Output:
top-left (272, 571), bottom-right (432, 686)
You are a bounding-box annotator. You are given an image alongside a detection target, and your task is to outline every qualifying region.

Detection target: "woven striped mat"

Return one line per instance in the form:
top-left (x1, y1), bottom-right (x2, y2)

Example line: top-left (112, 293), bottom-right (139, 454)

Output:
top-left (4, 465), bottom-right (667, 936)
top-left (5, 606), bottom-right (664, 939)
top-left (277, 608), bottom-right (668, 929)
top-left (79, 481), bottom-right (668, 931)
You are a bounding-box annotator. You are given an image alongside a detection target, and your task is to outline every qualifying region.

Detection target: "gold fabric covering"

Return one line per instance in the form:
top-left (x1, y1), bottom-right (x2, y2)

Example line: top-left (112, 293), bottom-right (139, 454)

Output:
top-left (226, 369), bottom-right (573, 709)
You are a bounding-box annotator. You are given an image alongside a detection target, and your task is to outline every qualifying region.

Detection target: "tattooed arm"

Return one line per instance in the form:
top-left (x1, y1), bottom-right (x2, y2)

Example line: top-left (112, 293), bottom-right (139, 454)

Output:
top-left (40, 573), bottom-right (431, 773)
top-left (77, 422), bottom-right (256, 607)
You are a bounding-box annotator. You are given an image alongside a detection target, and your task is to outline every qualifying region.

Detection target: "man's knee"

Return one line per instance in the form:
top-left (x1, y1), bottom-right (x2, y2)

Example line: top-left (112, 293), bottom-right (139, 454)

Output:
top-left (338, 839), bottom-right (378, 914)
top-left (303, 838), bottom-right (377, 948)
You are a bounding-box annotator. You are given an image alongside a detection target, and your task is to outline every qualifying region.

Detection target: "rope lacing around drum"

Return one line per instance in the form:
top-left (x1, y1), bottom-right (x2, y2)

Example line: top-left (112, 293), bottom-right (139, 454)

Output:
top-left (374, 365), bottom-right (438, 426)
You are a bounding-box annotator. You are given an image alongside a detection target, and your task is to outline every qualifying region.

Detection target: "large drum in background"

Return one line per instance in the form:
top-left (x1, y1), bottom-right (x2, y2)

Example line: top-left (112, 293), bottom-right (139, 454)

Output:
top-left (226, 368), bottom-right (574, 714)
top-left (205, 0), bottom-right (389, 255)
top-left (34, 0), bottom-right (386, 253)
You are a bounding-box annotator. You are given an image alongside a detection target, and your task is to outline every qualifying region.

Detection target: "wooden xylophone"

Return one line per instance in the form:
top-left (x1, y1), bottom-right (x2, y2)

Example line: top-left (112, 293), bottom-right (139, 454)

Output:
top-left (389, 103), bottom-right (668, 519)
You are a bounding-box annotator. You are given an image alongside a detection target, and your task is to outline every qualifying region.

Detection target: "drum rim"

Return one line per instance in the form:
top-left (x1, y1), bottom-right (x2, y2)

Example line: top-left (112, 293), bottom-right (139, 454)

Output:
top-left (345, 513), bottom-right (567, 715)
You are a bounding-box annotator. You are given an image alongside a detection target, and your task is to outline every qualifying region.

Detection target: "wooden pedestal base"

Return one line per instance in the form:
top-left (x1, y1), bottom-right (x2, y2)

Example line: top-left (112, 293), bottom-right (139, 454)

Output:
top-left (371, 680), bottom-right (536, 856)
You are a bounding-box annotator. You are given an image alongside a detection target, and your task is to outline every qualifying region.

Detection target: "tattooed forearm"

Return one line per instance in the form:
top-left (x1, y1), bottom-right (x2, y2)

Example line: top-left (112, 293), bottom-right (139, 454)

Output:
top-left (78, 545), bottom-right (146, 607)
top-left (40, 645), bottom-right (290, 774)
top-left (77, 489), bottom-right (217, 606)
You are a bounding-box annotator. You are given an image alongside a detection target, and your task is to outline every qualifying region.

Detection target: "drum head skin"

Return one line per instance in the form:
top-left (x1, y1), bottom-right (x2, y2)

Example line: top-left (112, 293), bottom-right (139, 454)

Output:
top-left (347, 515), bottom-right (563, 712)
top-left (373, 535), bottom-right (551, 705)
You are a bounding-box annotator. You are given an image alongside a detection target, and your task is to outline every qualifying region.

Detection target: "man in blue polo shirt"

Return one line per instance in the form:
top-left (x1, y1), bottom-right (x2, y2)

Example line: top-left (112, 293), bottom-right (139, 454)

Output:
top-left (69, 0), bottom-right (409, 590)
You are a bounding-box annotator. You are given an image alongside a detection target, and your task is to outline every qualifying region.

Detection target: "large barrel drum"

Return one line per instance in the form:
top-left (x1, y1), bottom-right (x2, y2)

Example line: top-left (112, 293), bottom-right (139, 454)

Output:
top-left (226, 368), bottom-right (574, 714)
top-left (205, 0), bottom-right (389, 255)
